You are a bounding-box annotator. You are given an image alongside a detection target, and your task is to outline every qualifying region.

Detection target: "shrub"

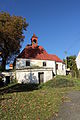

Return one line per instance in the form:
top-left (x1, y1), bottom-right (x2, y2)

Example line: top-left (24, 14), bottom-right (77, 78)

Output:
top-left (39, 77), bottom-right (75, 89)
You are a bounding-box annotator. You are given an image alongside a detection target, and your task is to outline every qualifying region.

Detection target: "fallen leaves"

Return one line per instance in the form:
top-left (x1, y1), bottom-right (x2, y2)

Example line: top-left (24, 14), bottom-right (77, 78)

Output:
top-left (0, 87), bottom-right (67, 120)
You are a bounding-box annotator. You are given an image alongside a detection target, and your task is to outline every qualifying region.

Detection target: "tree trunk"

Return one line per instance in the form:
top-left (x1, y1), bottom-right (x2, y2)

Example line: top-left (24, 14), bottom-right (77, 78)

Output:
top-left (1, 57), bottom-right (6, 71)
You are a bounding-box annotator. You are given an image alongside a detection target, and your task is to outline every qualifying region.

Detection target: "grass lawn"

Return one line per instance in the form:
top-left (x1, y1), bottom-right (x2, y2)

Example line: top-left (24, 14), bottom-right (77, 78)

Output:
top-left (0, 76), bottom-right (80, 120)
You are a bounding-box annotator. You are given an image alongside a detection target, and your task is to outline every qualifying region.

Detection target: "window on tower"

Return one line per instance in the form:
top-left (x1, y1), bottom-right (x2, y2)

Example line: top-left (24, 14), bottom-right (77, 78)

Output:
top-left (33, 39), bottom-right (36, 44)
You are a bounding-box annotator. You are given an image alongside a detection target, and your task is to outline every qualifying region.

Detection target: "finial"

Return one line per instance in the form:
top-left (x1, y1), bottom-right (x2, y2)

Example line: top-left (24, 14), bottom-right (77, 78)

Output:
top-left (32, 33), bottom-right (38, 38)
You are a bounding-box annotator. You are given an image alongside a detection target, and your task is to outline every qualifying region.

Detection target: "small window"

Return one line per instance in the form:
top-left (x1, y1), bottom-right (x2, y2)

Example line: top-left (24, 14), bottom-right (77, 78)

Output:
top-left (26, 61), bottom-right (30, 66)
top-left (43, 62), bottom-right (46, 66)
top-left (56, 64), bottom-right (58, 70)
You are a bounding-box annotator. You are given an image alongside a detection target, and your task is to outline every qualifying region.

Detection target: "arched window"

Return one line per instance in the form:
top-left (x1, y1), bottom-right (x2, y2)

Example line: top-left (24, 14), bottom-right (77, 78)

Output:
top-left (33, 39), bottom-right (37, 44)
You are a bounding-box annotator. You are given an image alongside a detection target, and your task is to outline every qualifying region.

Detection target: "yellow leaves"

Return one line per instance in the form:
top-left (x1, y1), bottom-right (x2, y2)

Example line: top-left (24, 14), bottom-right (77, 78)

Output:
top-left (0, 84), bottom-right (67, 120)
top-left (62, 96), bottom-right (71, 103)
top-left (37, 118), bottom-right (40, 120)
top-left (55, 112), bottom-right (58, 117)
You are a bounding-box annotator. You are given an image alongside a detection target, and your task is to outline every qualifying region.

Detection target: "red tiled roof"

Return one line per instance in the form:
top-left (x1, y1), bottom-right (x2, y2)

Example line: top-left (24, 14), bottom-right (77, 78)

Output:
top-left (17, 45), bottom-right (63, 63)
top-left (49, 54), bottom-right (63, 62)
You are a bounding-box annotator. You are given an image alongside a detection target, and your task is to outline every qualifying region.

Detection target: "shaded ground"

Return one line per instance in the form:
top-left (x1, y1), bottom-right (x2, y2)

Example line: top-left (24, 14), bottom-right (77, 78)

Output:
top-left (52, 91), bottom-right (80, 120)
top-left (0, 83), bottom-right (39, 95)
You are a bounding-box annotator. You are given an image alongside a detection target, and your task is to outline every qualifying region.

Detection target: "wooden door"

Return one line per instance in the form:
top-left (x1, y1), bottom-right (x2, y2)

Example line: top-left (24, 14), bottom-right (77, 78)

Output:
top-left (38, 72), bottom-right (44, 84)
top-left (6, 76), bottom-right (10, 84)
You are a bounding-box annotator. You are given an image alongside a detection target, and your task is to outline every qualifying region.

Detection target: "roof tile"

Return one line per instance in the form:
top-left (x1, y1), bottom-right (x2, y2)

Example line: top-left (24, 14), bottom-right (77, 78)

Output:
top-left (17, 45), bottom-right (63, 63)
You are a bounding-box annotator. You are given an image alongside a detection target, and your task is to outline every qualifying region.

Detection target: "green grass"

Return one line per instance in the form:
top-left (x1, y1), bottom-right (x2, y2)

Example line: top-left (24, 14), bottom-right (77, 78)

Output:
top-left (0, 76), bottom-right (80, 120)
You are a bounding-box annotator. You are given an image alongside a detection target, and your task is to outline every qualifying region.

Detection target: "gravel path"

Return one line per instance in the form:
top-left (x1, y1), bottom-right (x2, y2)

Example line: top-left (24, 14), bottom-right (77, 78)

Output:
top-left (52, 91), bottom-right (80, 120)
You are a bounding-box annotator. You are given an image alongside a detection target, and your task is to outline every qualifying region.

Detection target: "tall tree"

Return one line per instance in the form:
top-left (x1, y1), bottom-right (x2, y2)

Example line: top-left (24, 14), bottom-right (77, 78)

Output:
top-left (0, 12), bottom-right (28, 71)
top-left (64, 55), bottom-right (78, 77)
top-left (66, 56), bottom-right (77, 71)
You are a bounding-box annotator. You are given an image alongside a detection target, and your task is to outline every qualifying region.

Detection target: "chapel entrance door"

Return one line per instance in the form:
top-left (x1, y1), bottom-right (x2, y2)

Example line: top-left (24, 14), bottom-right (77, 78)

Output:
top-left (38, 72), bottom-right (44, 84)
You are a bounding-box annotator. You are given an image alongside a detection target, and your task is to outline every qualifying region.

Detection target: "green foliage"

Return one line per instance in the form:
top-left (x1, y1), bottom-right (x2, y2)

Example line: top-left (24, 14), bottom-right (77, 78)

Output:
top-left (10, 78), bottom-right (17, 84)
top-left (67, 56), bottom-right (77, 70)
top-left (64, 55), bottom-right (79, 78)
top-left (39, 76), bottom-right (75, 89)
top-left (0, 11), bottom-right (28, 71)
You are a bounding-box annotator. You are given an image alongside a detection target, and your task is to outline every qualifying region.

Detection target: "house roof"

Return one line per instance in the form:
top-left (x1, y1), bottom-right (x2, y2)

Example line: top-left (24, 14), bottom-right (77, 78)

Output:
top-left (17, 45), bottom-right (63, 63)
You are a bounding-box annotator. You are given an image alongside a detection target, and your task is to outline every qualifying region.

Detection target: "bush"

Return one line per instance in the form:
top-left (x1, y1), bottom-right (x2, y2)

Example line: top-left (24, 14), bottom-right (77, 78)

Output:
top-left (70, 70), bottom-right (80, 78)
top-left (78, 70), bottom-right (80, 78)
top-left (39, 76), bottom-right (75, 89)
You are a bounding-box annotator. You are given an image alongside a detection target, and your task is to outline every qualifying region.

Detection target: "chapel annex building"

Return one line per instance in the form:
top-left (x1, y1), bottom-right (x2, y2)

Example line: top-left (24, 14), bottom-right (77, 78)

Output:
top-left (15, 34), bottom-right (66, 84)
top-left (76, 51), bottom-right (80, 70)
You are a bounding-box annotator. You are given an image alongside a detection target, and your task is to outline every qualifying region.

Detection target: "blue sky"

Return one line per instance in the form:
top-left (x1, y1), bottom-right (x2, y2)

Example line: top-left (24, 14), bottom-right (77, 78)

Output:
top-left (0, 0), bottom-right (80, 60)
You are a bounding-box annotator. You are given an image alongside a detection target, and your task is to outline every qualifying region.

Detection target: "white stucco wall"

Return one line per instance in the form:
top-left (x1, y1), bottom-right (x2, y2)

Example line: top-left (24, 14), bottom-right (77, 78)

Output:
top-left (16, 68), bottom-right (53, 84)
top-left (16, 70), bottom-right (38, 83)
top-left (44, 70), bottom-right (53, 82)
top-left (76, 51), bottom-right (80, 70)
top-left (16, 59), bottom-right (56, 74)
top-left (16, 58), bottom-right (66, 76)
top-left (56, 62), bottom-right (66, 75)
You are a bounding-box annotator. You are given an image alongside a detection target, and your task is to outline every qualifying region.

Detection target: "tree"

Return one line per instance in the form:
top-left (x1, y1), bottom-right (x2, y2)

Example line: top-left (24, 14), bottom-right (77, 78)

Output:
top-left (0, 12), bottom-right (28, 71)
top-left (64, 55), bottom-right (78, 77)
top-left (66, 56), bottom-right (77, 70)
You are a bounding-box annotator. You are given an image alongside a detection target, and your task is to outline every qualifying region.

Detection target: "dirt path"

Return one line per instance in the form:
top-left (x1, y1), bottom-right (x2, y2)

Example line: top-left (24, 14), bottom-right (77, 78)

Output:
top-left (52, 91), bottom-right (80, 120)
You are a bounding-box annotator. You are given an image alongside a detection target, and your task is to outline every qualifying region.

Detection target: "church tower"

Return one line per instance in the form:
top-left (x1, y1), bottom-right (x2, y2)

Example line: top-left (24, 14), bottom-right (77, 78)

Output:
top-left (31, 34), bottom-right (38, 48)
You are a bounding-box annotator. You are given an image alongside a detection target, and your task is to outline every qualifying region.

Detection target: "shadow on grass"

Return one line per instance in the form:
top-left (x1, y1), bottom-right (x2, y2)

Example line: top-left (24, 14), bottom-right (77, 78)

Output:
top-left (0, 77), bottom-right (76, 95)
top-left (0, 83), bottom-right (39, 95)
top-left (0, 97), bottom-right (12, 102)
